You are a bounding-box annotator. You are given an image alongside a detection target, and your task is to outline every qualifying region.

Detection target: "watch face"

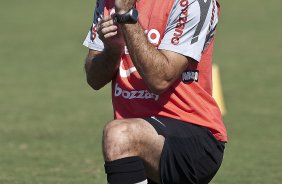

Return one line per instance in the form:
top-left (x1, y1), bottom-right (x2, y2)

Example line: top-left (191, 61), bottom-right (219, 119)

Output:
top-left (129, 8), bottom-right (139, 22)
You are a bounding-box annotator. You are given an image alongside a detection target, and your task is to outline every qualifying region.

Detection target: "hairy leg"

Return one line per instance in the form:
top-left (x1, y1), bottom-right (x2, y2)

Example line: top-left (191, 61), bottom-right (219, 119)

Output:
top-left (103, 118), bottom-right (164, 183)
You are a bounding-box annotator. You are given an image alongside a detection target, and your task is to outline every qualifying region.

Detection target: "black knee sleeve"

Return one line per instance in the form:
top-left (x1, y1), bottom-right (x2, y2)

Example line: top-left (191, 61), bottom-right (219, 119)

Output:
top-left (104, 156), bottom-right (147, 184)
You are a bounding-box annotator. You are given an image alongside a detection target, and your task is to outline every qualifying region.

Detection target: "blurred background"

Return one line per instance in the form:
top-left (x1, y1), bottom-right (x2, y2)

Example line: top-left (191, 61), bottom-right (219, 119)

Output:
top-left (0, 0), bottom-right (281, 183)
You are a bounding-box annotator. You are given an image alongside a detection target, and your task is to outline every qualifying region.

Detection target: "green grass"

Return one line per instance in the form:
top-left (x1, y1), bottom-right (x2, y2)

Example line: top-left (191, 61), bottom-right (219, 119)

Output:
top-left (0, 0), bottom-right (281, 183)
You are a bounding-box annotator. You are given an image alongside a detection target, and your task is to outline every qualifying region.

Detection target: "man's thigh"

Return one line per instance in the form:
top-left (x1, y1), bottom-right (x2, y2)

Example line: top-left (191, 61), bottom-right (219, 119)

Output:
top-left (103, 118), bottom-right (165, 183)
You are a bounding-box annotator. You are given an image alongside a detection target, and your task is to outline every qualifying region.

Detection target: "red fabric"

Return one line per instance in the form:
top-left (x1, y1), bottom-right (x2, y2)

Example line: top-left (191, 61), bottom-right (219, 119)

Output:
top-left (103, 0), bottom-right (227, 142)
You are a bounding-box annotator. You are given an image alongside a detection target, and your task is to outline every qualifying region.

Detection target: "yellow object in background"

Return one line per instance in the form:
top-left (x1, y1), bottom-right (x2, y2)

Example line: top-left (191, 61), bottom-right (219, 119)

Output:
top-left (212, 64), bottom-right (226, 115)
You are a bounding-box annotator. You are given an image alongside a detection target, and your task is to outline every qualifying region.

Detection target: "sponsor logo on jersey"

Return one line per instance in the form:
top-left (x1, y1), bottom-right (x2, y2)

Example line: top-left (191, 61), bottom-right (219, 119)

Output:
top-left (119, 59), bottom-right (137, 77)
top-left (124, 28), bottom-right (161, 54)
top-left (182, 70), bottom-right (199, 82)
top-left (114, 83), bottom-right (159, 101)
top-left (171, 0), bottom-right (189, 45)
top-left (145, 29), bottom-right (161, 46)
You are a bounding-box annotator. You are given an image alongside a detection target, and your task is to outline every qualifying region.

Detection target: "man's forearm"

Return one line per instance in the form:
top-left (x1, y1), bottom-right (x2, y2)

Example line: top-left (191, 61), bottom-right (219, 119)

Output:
top-left (85, 48), bottom-right (122, 90)
top-left (120, 23), bottom-right (177, 94)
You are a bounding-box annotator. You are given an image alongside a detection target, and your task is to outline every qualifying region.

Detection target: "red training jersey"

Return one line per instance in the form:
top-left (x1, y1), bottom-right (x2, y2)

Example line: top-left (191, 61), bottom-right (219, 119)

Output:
top-left (83, 0), bottom-right (227, 142)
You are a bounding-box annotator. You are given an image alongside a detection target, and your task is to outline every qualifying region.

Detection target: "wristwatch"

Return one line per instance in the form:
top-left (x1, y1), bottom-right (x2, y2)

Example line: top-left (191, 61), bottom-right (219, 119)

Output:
top-left (113, 8), bottom-right (139, 24)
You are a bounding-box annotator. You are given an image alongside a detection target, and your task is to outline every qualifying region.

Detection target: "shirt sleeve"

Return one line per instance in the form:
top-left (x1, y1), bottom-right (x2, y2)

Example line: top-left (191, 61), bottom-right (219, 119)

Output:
top-left (158, 0), bottom-right (219, 62)
top-left (83, 0), bottom-right (105, 51)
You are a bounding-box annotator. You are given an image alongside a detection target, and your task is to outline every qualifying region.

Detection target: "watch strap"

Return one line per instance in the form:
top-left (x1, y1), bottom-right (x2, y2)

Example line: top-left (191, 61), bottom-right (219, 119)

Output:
top-left (113, 8), bottom-right (138, 24)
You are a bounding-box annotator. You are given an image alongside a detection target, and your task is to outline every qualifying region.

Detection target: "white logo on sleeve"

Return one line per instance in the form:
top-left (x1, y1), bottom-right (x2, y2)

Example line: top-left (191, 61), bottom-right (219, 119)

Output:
top-left (119, 59), bottom-right (137, 77)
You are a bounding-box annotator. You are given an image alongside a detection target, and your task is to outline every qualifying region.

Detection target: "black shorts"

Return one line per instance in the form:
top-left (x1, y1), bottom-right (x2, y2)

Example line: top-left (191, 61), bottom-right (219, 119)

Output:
top-left (143, 116), bottom-right (225, 184)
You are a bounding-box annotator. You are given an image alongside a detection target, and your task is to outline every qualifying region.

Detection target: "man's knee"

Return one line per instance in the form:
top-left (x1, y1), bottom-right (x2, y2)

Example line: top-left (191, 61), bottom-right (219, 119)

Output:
top-left (103, 119), bottom-right (140, 161)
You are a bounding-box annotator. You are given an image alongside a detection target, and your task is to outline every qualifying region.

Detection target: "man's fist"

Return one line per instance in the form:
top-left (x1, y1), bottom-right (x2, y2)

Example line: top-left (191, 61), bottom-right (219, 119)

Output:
top-left (97, 15), bottom-right (125, 50)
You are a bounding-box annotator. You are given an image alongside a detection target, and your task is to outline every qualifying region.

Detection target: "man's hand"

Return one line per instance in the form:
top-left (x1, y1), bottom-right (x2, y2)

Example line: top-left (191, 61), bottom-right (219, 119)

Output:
top-left (97, 15), bottom-right (125, 52)
top-left (85, 16), bottom-right (126, 90)
top-left (115, 0), bottom-right (136, 14)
